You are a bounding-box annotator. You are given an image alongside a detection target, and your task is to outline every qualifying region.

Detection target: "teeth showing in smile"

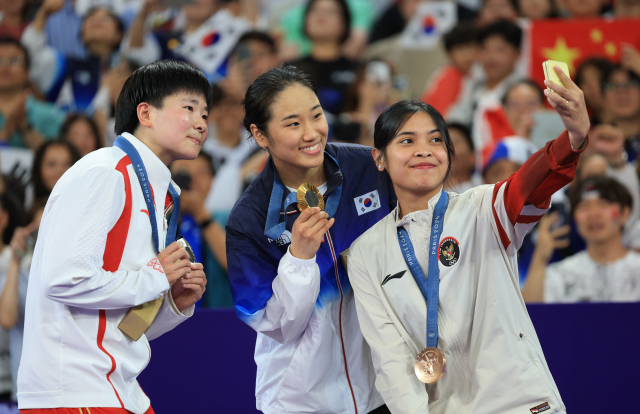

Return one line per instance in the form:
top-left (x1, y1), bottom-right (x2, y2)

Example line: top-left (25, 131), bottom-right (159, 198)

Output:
top-left (300, 143), bottom-right (320, 153)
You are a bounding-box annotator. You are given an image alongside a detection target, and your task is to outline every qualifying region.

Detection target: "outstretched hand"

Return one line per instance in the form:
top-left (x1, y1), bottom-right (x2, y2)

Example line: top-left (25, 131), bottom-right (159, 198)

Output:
top-left (544, 65), bottom-right (590, 149)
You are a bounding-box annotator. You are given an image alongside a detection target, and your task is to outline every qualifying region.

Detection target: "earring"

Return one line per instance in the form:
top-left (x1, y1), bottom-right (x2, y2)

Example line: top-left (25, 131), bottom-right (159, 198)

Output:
top-left (378, 165), bottom-right (382, 170)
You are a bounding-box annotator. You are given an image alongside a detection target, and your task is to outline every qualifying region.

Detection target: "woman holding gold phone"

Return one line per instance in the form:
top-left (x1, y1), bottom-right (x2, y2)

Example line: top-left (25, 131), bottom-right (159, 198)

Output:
top-left (346, 66), bottom-right (588, 413)
top-left (225, 66), bottom-right (394, 414)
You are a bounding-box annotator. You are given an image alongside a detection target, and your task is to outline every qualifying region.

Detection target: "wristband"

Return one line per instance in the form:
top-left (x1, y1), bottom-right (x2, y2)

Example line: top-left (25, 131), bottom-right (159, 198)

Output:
top-left (199, 217), bottom-right (214, 230)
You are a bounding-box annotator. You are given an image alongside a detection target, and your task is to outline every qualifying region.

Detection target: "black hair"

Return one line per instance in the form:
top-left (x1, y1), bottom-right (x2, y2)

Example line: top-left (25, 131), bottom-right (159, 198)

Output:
top-left (243, 65), bottom-right (316, 137)
top-left (114, 60), bottom-right (214, 136)
top-left (81, 6), bottom-right (125, 50)
top-left (0, 36), bottom-right (30, 69)
top-left (32, 141), bottom-right (80, 200)
top-left (231, 31), bottom-right (277, 57)
top-left (303, 0), bottom-right (351, 45)
top-left (0, 191), bottom-right (24, 246)
top-left (569, 175), bottom-right (633, 214)
top-left (446, 122), bottom-right (474, 152)
top-left (59, 112), bottom-right (103, 153)
top-left (502, 79), bottom-right (544, 105)
top-left (575, 57), bottom-right (615, 90)
top-left (210, 83), bottom-right (226, 108)
top-left (443, 22), bottom-right (478, 52)
top-left (601, 64), bottom-right (640, 92)
top-left (373, 100), bottom-right (455, 181)
top-left (478, 19), bottom-right (522, 50)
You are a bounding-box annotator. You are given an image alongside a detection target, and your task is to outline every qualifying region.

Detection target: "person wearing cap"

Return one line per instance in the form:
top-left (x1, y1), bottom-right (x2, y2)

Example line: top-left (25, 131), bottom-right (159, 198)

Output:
top-left (482, 136), bottom-right (538, 184)
top-left (522, 175), bottom-right (640, 303)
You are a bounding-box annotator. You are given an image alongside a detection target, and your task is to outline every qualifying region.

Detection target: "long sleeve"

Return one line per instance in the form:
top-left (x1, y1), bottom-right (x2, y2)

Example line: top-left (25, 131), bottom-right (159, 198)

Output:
top-left (226, 226), bottom-right (321, 344)
top-left (21, 24), bottom-right (65, 97)
top-left (348, 244), bottom-right (429, 414)
top-left (489, 130), bottom-right (587, 253)
top-left (38, 166), bottom-right (170, 309)
top-left (145, 290), bottom-right (193, 341)
top-left (120, 32), bottom-right (162, 66)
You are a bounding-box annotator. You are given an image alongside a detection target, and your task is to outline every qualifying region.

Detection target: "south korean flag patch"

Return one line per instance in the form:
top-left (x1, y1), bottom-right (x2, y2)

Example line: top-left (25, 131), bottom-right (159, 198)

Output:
top-left (354, 190), bottom-right (381, 216)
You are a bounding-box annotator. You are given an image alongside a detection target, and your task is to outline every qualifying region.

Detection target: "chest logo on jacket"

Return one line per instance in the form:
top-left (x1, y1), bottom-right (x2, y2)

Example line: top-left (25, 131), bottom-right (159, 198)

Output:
top-left (381, 270), bottom-right (407, 286)
top-left (438, 237), bottom-right (460, 267)
top-left (354, 190), bottom-right (381, 216)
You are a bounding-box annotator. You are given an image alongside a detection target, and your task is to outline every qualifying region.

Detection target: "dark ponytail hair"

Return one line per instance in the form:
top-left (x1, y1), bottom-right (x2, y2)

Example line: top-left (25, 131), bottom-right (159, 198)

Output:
top-left (373, 100), bottom-right (455, 181)
top-left (243, 65), bottom-right (316, 139)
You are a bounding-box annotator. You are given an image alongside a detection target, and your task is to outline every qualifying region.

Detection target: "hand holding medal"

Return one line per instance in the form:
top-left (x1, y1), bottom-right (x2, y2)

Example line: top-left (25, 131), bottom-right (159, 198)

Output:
top-left (289, 184), bottom-right (334, 260)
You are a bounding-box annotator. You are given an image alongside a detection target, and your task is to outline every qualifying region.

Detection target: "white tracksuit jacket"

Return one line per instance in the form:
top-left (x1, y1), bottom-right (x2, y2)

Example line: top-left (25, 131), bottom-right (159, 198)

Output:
top-left (347, 131), bottom-right (583, 414)
top-left (17, 133), bottom-right (193, 412)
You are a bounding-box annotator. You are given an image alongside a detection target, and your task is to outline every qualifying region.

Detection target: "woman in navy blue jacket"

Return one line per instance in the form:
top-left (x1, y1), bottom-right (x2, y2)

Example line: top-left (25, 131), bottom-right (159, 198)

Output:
top-left (225, 66), bottom-right (394, 414)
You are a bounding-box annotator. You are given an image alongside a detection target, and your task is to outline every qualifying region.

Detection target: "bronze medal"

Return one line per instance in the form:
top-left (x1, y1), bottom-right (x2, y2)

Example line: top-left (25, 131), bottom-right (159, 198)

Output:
top-left (415, 347), bottom-right (446, 384)
top-left (296, 183), bottom-right (324, 211)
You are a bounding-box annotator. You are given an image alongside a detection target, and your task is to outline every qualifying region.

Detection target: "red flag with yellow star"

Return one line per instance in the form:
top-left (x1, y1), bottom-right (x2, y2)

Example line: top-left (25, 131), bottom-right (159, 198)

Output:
top-left (529, 18), bottom-right (640, 88)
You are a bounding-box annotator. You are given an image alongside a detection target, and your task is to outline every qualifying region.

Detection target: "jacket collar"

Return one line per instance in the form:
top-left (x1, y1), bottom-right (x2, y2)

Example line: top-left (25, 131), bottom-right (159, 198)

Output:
top-left (395, 186), bottom-right (444, 228)
top-left (120, 132), bottom-right (176, 202)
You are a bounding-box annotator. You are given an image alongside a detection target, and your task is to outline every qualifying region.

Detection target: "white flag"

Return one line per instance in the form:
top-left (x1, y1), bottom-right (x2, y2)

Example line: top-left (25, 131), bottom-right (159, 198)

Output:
top-left (354, 190), bottom-right (381, 216)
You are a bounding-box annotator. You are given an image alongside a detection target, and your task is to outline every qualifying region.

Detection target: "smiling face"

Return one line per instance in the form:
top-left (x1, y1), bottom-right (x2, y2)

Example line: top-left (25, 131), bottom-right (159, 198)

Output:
top-left (574, 197), bottom-right (628, 244)
top-left (252, 84), bottom-right (328, 187)
top-left (378, 111), bottom-right (449, 201)
top-left (139, 92), bottom-right (209, 164)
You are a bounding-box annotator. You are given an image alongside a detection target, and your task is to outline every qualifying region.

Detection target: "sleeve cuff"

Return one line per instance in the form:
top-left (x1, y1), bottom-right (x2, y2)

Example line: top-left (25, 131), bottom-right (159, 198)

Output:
top-left (284, 246), bottom-right (317, 268)
top-left (549, 130), bottom-right (589, 167)
top-left (166, 290), bottom-right (194, 317)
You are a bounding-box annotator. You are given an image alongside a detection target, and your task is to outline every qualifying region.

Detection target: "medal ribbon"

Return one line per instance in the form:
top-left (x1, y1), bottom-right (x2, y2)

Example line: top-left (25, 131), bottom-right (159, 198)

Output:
top-left (114, 136), bottom-right (180, 253)
top-left (396, 190), bottom-right (449, 348)
top-left (263, 153), bottom-right (342, 240)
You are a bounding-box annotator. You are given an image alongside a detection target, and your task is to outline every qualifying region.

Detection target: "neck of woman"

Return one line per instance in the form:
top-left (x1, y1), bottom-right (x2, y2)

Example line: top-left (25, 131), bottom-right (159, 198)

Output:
top-left (275, 160), bottom-right (326, 190)
top-left (396, 185), bottom-right (442, 219)
top-left (311, 41), bottom-right (342, 61)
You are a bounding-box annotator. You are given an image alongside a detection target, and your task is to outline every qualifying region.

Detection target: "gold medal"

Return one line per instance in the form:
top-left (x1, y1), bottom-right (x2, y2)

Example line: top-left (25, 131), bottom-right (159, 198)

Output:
top-left (296, 183), bottom-right (324, 211)
top-left (415, 347), bottom-right (446, 384)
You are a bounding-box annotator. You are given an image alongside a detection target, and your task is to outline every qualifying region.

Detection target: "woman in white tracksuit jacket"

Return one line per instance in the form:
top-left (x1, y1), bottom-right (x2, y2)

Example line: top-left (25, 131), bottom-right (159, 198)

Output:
top-left (347, 68), bottom-right (589, 413)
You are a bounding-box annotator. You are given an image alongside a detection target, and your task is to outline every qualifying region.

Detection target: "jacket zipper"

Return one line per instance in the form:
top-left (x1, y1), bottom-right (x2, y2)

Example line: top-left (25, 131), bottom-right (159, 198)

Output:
top-left (326, 231), bottom-right (359, 414)
top-left (520, 333), bottom-right (564, 409)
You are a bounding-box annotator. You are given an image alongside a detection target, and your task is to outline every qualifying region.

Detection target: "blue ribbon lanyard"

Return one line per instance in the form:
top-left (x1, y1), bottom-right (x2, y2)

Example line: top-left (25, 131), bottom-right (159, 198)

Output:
top-left (114, 136), bottom-right (180, 253)
top-left (396, 191), bottom-right (449, 348)
top-left (263, 155), bottom-right (342, 240)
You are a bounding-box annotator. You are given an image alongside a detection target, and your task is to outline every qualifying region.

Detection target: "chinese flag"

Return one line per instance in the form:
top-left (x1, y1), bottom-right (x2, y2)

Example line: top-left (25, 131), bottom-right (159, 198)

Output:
top-left (529, 18), bottom-right (640, 88)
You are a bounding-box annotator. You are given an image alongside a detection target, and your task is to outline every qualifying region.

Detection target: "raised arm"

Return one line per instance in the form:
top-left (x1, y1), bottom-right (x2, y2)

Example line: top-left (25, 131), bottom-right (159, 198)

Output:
top-left (489, 66), bottom-right (590, 252)
top-left (226, 207), bottom-right (333, 344)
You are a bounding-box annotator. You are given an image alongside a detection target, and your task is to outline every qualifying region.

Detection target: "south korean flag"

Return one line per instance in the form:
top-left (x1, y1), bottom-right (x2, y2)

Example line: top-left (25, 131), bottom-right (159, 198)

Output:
top-left (354, 190), bottom-right (381, 216)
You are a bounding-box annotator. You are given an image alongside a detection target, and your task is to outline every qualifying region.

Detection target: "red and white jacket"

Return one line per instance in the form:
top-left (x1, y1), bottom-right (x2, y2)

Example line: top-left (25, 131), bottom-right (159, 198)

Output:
top-left (18, 133), bottom-right (192, 413)
top-left (347, 131), bottom-right (585, 414)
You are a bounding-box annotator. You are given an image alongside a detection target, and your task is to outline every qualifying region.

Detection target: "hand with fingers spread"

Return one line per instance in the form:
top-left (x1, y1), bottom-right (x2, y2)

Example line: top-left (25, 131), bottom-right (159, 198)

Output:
top-left (157, 241), bottom-right (192, 286)
top-left (543, 65), bottom-right (590, 148)
top-left (533, 212), bottom-right (571, 263)
top-left (171, 262), bottom-right (207, 312)
top-left (290, 207), bottom-right (335, 260)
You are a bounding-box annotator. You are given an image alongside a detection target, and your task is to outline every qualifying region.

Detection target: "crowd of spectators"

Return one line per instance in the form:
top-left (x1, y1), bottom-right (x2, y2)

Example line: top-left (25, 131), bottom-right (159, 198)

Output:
top-left (0, 0), bottom-right (639, 408)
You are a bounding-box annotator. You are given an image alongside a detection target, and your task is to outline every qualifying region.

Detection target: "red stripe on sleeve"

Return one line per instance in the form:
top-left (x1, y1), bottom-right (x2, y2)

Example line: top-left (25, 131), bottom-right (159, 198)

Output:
top-left (103, 156), bottom-right (133, 272)
top-left (516, 214), bottom-right (545, 224)
top-left (492, 183), bottom-right (512, 249)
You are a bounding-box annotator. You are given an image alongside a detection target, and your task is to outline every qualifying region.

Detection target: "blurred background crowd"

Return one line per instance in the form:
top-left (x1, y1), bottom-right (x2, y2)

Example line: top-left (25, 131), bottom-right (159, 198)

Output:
top-left (0, 0), bottom-right (639, 407)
